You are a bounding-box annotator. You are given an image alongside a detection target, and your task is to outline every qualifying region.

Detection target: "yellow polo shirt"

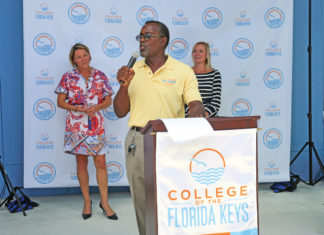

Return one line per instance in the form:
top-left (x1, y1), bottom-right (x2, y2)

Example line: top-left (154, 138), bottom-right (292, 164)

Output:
top-left (127, 55), bottom-right (202, 127)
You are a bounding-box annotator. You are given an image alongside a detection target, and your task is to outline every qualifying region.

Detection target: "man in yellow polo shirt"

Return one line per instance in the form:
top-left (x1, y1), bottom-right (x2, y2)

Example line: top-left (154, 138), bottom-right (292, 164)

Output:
top-left (113, 20), bottom-right (205, 235)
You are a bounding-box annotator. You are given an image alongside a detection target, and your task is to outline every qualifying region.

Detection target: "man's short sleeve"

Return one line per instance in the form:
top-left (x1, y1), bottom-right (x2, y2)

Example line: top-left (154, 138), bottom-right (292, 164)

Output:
top-left (182, 67), bottom-right (202, 105)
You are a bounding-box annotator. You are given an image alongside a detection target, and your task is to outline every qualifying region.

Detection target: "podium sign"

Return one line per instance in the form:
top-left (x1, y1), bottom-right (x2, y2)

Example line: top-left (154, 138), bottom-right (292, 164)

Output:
top-left (155, 129), bottom-right (258, 235)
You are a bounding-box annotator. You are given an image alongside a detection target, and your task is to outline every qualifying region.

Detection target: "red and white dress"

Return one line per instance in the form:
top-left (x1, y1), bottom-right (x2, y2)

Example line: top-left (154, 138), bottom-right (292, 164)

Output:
top-left (55, 68), bottom-right (113, 156)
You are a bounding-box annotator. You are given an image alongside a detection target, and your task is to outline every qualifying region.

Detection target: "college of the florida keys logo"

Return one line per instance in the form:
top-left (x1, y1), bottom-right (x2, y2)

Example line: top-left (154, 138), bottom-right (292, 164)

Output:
top-left (263, 68), bottom-right (284, 89)
top-left (33, 33), bottom-right (56, 56)
top-left (235, 71), bottom-right (251, 87)
top-left (68, 2), bottom-right (90, 24)
top-left (36, 133), bottom-right (54, 150)
top-left (33, 98), bottom-right (56, 120)
top-left (189, 148), bottom-right (226, 185)
top-left (108, 70), bottom-right (119, 89)
top-left (264, 160), bottom-right (280, 176)
top-left (33, 162), bottom-right (56, 184)
top-left (107, 132), bottom-right (122, 150)
top-left (232, 98), bottom-right (252, 116)
top-left (172, 9), bottom-right (189, 26)
top-left (232, 38), bottom-right (254, 59)
top-left (202, 7), bottom-right (223, 29)
top-left (102, 36), bottom-right (124, 58)
top-left (266, 41), bottom-right (282, 56)
top-left (208, 41), bottom-right (219, 56)
top-left (105, 7), bottom-right (122, 24)
top-left (168, 38), bottom-right (189, 59)
top-left (136, 5), bottom-right (158, 26)
top-left (265, 101), bottom-right (281, 117)
top-left (35, 2), bottom-right (53, 20)
top-left (36, 68), bottom-right (54, 86)
top-left (263, 128), bottom-right (283, 149)
top-left (265, 7), bottom-right (285, 29)
top-left (40, 2), bottom-right (48, 11)
top-left (107, 161), bottom-right (124, 183)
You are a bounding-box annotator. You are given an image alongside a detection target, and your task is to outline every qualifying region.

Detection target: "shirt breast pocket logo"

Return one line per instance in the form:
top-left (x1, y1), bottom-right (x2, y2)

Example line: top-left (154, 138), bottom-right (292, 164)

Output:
top-left (161, 78), bottom-right (177, 86)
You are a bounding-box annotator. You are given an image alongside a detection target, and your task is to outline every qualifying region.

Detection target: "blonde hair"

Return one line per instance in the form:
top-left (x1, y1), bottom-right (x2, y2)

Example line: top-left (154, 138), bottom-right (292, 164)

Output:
top-left (69, 43), bottom-right (91, 67)
top-left (192, 41), bottom-right (212, 69)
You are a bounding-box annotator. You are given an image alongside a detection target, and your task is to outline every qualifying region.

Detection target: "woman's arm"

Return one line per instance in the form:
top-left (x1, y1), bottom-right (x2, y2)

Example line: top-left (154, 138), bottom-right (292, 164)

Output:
top-left (57, 93), bottom-right (86, 112)
top-left (204, 70), bottom-right (222, 117)
top-left (86, 95), bottom-right (112, 117)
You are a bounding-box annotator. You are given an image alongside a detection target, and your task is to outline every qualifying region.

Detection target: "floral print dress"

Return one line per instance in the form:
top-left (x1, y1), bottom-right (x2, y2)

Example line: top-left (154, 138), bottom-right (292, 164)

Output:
top-left (55, 68), bottom-right (113, 156)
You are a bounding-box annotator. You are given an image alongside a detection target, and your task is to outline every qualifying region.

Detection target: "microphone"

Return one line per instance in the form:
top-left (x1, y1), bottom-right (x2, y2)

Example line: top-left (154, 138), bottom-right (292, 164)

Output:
top-left (120, 51), bottom-right (139, 84)
top-left (127, 51), bottom-right (139, 68)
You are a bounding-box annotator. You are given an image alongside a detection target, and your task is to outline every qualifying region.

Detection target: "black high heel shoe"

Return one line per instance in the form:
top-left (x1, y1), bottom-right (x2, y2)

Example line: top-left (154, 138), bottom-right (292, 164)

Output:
top-left (82, 200), bottom-right (92, 220)
top-left (99, 202), bottom-right (118, 220)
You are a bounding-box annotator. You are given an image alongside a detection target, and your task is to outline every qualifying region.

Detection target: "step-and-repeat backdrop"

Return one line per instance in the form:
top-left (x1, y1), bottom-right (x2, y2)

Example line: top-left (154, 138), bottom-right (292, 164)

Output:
top-left (23, 0), bottom-right (293, 188)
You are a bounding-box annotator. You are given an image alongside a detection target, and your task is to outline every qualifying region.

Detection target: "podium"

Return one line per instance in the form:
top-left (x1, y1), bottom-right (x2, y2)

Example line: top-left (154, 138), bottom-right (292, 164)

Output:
top-left (142, 116), bottom-right (260, 235)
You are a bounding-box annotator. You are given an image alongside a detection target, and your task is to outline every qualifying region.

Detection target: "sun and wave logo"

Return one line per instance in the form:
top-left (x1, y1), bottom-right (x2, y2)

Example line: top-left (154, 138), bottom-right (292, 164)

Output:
top-left (263, 128), bottom-right (283, 149)
top-left (263, 68), bottom-right (284, 89)
top-left (202, 7), bottom-right (223, 29)
top-left (102, 36), bottom-right (124, 58)
top-left (33, 33), bottom-right (56, 56)
top-left (168, 38), bottom-right (189, 59)
top-left (232, 38), bottom-right (253, 59)
top-left (68, 2), bottom-right (90, 25)
top-left (103, 105), bottom-right (119, 121)
top-left (33, 162), bottom-right (56, 184)
top-left (33, 98), bottom-right (56, 120)
top-left (232, 98), bottom-right (252, 116)
top-left (136, 5), bottom-right (158, 26)
top-left (189, 148), bottom-right (225, 185)
top-left (107, 161), bottom-right (124, 183)
top-left (265, 7), bottom-right (285, 29)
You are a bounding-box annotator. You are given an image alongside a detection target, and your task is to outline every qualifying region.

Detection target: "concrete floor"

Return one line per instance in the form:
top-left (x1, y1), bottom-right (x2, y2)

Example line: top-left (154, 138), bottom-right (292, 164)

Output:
top-left (0, 181), bottom-right (324, 235)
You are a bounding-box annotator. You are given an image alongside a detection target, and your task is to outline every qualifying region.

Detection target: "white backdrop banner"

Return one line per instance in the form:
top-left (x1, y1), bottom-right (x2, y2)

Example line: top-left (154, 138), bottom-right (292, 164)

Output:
top-left (23, 0), bottom-right (293, 188)
top-left (156, 129), bottom-right (258, 234)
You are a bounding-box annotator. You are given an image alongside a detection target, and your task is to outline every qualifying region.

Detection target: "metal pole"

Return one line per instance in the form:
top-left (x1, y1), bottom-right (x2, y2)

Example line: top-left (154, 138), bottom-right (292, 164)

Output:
top-left (308, 0), bottom-right (313, 185)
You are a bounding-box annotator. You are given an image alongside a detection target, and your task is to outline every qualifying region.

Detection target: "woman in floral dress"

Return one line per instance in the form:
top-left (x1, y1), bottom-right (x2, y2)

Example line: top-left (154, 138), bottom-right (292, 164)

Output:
top-left (55, 43), bottom-right (117, 220)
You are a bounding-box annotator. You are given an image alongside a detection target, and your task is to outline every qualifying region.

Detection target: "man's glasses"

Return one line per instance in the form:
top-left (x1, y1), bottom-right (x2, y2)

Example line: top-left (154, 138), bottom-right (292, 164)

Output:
top-left (135, 33), bottom-right (165, 41)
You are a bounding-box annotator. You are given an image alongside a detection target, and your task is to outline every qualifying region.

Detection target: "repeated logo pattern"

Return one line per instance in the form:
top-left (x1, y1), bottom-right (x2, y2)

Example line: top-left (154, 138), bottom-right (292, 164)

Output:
top-left (102, 36), bottom-right (124, 58)
top-left (33, 162), bottom-right (56, 184)
top-left (168, 38), bottom-right (189, 59)
top-left (68, 2), bottom-right (90, 24)
top-left (33, 33), bottom-right (56, 56)
top-left (202, 7), bottom-right (223, 29)
top-left (232, 98), bottom-right (252, 116)
top-left (136, 5), bottom-right (158, 26)
top-left (265, 7), bottom-right (285, 28)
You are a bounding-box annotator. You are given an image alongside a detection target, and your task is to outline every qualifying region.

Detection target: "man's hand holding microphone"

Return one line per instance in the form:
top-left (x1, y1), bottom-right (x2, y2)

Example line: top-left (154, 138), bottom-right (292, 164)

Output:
top-left (117, 51), bottom-right (139, 86)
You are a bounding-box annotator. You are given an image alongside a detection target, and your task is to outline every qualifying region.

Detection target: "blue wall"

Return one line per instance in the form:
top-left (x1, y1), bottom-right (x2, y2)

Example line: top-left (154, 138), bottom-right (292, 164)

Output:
top-left (0, 1), bottom-right (25, 192)
top-left (0, 0), bottom-right (323, 196)
top-left (290, 0), bottom-right (324, 181)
